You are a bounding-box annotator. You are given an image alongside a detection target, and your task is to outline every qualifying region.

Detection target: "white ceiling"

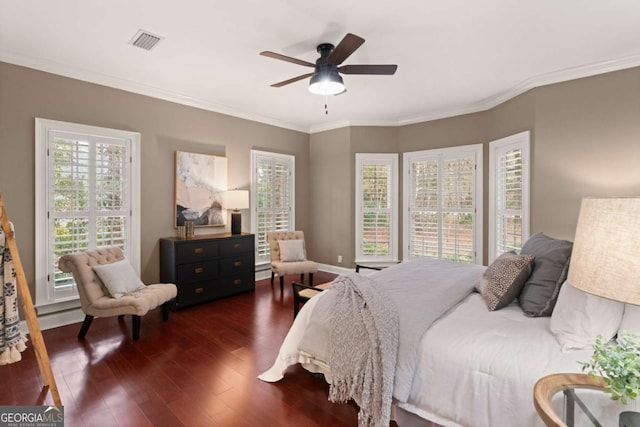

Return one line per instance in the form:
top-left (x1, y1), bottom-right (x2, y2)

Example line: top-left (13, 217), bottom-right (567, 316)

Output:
top-left (2, 0), bottom-right (640, 133)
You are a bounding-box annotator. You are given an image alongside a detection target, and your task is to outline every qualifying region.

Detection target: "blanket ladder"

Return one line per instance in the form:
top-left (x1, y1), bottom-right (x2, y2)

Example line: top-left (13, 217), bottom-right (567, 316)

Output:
top-left (0, 193), bottom-right (61, 406)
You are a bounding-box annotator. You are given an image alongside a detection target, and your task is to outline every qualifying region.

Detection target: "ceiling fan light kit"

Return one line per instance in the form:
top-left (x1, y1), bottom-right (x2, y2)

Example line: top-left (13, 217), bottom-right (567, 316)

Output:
top-left (261, 33), bottom-right (397, 97)
top-left (308, 68), bottom-right (344, 95)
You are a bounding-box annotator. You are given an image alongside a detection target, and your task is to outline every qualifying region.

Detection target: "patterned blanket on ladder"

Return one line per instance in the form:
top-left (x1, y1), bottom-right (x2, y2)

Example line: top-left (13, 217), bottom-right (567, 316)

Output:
top-left (0, 225), bottom-right (28, 365)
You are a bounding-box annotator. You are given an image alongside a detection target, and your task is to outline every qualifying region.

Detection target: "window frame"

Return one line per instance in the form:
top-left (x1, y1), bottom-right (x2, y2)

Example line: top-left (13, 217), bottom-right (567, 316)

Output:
top-left (488, 131), bottom-right (530, 262)
top-left (402, 144), bottom-right (483, 264)
top-left (250, 149), bottom-right (295, 265)
top-left (35, 118), bottom-right (141, 311)
top-left (355, 153), bottom-right (399, 263)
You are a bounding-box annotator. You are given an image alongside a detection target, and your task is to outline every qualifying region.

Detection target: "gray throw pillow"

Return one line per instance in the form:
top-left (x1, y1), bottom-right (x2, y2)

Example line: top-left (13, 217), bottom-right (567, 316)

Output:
top-left (476, 252), bottom-right (535, 311)
top-left (518, 233), bottom-right (573, 317)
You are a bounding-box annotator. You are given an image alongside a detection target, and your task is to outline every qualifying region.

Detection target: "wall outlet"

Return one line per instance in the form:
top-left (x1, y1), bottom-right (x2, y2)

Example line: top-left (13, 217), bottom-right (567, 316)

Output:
top-left (338, 255), bottom-right (343, 263)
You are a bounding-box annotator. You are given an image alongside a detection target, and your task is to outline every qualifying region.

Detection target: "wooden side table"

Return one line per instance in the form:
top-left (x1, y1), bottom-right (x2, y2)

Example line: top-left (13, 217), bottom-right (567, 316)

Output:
top-left (534, 373), bottom-right (607, 427)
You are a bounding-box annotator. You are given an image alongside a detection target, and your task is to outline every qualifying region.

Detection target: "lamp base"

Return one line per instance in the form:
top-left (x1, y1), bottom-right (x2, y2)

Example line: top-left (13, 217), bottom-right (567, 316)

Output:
top-left (231, 211), bottom-right (242, 235)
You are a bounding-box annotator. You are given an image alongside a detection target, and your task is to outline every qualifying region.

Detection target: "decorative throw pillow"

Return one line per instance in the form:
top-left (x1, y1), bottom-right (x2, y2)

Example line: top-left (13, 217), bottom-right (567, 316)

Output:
top-left (476, 252), bottom-right (535, 311)
top-left (93, 259), bottom-right (145, 298)
top-left (518, 233), bottom-right (573, 317)
top-left (550, 280), bottom-right (624, 351)
top-left (278, 240), bottom-right (306, 262)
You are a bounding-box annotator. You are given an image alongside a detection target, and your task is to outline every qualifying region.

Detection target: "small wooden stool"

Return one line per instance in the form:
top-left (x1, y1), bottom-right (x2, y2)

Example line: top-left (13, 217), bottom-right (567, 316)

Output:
top-left (292, 281), bottom-right (332, 318)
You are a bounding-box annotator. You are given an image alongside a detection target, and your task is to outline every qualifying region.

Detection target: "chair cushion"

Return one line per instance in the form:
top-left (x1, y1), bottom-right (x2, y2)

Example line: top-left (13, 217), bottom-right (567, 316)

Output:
top-left (90, 283), bottom-right (178, 316)
top-left (278, 240), bottom-right (306, 262)
top-left (272, 260), bottom-right (318, 275)
top-left (93, 259), bottom-right (145, 298)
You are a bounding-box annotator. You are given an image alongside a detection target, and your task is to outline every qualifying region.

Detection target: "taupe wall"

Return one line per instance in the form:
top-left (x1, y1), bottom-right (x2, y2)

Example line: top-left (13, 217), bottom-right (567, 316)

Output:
top-left (312, 67), bottom-right (640, 266)
top-left (531, 68), bottom-right (640, 239)
top-left (308, 127), bottom-right (351, 266)
top-left (0, 62), bottom-right (309, 291)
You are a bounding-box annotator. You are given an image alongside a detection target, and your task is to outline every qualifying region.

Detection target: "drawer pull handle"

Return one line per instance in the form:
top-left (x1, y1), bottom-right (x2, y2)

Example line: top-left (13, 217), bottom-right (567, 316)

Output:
top-left (234, 261), bottom-right (242, 267)
top-left (195, 287), bottom-right (204, 294)
top-left (194, 248), bottom-right (204, 254)
top-left (195, 267), bottom-right (204, 274)
top-left (233, 243), bottom-right (241, 249)
top-left (234, 279), bottom-right (242, 285)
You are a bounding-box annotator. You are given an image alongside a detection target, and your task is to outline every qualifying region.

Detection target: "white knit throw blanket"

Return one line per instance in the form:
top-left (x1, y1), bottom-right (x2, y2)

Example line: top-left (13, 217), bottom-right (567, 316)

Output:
top-left (327, 274), bottom-right (399, 427)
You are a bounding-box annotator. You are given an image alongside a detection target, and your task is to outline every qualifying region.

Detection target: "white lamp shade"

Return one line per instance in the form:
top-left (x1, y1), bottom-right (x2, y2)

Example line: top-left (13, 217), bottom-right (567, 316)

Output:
top-left (223, 190), bottom-right (249, 210)
top-left (568, 197), bottom-right (640, 304)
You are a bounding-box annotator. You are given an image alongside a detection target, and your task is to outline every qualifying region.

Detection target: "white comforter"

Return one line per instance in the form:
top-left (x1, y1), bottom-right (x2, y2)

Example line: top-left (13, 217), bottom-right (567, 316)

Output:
top-left (259, 259), bottom-right (638, 426)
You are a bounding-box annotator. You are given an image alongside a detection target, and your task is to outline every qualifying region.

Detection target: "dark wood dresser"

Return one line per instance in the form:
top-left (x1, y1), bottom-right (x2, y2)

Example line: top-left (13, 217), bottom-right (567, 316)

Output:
top-left (160, 233), bottom-right (255, 309)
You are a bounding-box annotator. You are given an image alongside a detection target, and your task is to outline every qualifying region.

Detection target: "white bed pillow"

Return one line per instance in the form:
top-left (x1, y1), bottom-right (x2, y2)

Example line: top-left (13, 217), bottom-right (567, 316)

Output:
top-left (550, 280), bottom-right (624, 351)
top-left (93, 259), bottom-right (145, 298)
top-left (278, 240), bottom-right (305, 262)
top-left (619, 304), bottom-right (640, 336)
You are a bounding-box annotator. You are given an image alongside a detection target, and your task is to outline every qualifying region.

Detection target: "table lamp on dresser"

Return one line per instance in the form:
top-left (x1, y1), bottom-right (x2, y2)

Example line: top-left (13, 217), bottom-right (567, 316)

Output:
top-left (223, 190), bottom-right (249, 235)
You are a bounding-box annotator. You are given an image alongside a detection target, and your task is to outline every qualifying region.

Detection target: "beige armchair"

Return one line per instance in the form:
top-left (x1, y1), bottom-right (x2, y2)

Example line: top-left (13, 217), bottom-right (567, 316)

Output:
top-left (267, 231), bottom-right (318, 293)
top-left (58, 247), bottom-right (177, 341)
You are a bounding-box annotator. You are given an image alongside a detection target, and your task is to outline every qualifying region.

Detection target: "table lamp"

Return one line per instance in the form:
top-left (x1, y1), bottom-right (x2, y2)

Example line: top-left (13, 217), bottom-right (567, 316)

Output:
top-left (223, 190), bottom-right (249, 235)
top-left (568, 197), bottom-right (640, 305)
top-left (568, 197), bottom-right (640, 427)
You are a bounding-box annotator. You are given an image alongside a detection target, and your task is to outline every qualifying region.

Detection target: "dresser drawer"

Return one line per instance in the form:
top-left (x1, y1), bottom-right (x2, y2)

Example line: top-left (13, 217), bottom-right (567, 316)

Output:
top-left (220, 238), bottom-right (254, 257)
top-left (219, 255), bottom-right (253, 277)
top-left (177, 260), bottom-right (219, 283)
top-left (177, 281), bottom-right (216, 307)
top-left (219, 274), bottom-right (255, 293)
top-left (176, 241), bottom-right (219, 263)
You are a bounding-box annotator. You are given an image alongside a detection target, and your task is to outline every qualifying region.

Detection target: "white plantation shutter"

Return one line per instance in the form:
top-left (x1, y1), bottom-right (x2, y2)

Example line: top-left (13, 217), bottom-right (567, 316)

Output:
top-left (489, 131), bottom-right (530, 262)
top-left (36, 119), bottom-right (140, 307)
top-left (404, 145), bottom-right (482, 264)
top-left (251, 150), bottom-right (295, 264)
top-left (355, 154), bottom-right (398, 262)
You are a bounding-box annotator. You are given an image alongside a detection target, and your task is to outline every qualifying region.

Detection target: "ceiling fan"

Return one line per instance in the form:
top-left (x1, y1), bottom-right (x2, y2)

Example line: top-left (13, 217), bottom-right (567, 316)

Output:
top-left (260, 33), bottom-right (398, 96)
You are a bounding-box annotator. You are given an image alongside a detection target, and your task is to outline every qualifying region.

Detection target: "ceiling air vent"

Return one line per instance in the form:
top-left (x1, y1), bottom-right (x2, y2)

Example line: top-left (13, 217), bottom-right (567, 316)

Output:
top-left (129, 30), bottom-right (163, 51)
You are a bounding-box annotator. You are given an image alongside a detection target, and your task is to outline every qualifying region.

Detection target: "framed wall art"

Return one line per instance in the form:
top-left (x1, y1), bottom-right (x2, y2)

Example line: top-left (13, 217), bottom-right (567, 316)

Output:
top-left (174, 151), bottom-right (227, 227)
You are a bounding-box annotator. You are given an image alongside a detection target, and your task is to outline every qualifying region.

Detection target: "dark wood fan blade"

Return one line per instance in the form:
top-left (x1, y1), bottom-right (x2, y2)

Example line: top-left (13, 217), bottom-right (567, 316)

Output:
top-left (339, 64), bottom-right (398, 75)
top-left (270, 72), bottom-right (314, 87)
top-left (260, 51), bottom-right (315, 68)
top-left (327, 33), bottom-right (365, 65)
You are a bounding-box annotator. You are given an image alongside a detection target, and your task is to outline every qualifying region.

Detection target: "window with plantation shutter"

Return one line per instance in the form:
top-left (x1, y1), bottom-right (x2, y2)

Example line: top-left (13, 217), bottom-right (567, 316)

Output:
top-left (489, 131), bottom-right (530, 262)
top-left (251, 150), bottom-right (295, 264)
top-left (355, 154), bottom-right (398, 263)
top-left (35, 119), bottom-right (140, 309)
top-left (403, 144), bottom-right (483, 264)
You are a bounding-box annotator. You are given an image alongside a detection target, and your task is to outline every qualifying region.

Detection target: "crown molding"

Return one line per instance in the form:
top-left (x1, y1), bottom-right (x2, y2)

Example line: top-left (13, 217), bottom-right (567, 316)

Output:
top-left (0, 49), bottom-right (309, 134)
top-left (3, 48), bottom-right (640, 135)
top-left (396, 52), bottom-right (640, 127)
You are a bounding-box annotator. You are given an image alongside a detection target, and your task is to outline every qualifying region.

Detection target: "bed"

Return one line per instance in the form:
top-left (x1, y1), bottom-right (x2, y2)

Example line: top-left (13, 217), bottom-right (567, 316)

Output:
top-left (259, 253), bottom-right (639, 427)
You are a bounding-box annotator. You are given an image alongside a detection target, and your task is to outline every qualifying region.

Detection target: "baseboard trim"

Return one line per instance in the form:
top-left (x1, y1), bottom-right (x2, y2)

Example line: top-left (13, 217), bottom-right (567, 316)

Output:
top-left (317, 263), bottom-right (354, 276)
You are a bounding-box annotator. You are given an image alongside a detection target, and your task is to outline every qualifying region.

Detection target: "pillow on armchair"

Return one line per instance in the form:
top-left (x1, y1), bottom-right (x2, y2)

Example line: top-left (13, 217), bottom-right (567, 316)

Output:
top-left (93, 259), bottom-right (145, 298)
top-left (278, 240), bottom-right (306, 262)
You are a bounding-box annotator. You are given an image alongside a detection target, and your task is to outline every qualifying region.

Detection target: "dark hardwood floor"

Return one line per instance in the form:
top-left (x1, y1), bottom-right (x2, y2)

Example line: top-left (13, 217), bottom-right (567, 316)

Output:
top-left (0, 271), bottom-right (383, 427)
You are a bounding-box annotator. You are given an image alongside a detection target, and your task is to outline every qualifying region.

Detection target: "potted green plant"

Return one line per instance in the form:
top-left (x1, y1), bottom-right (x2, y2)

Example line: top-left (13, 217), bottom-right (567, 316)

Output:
top-left (580, 331), bottom-right (640, 405)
